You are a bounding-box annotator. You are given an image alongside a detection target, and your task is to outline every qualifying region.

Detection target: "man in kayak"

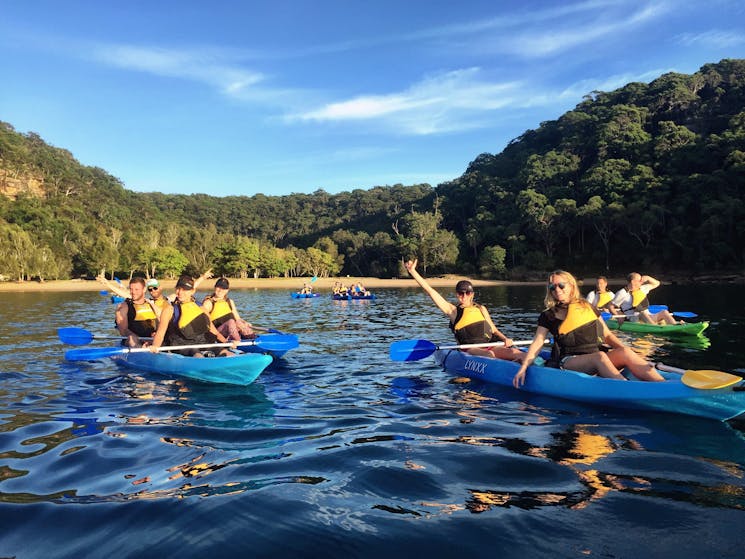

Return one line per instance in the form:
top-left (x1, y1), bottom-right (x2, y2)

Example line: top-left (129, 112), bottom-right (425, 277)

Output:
top-left (145, 278), bottom-right (171, 312)
top-left (609, 273), bottom-right (678, 324)
top-left (150, 275), bottom-right (234, 357)
top-left (115, 276), bottom-right (160, 347)
top-left (513, 270), bottom-right (664, 388)
top-left (404, 259), bottom-right (525, 361)
top-left (586, 276), bottom-right (614, 311)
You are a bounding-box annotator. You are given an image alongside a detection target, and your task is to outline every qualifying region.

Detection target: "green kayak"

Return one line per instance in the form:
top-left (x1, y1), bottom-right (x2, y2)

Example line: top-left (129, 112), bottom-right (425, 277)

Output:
top-left (605, 319), bottom-right (709, 337)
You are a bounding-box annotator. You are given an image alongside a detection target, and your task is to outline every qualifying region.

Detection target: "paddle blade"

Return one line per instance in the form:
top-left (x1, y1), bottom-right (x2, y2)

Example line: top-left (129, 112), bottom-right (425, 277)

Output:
top-left (681, 370), bottom-right (743, 390)
top-left (65, 346), bottom-right (127, 361)
top-left (389, 340), bottom-right (438, 362)
top-left (58, 327), bottom-right (95, 345)
top-left (310, 276), bottom-right (318, 283)
top-left (648, 304), bottom-right (669, 313)
top-left (671, 311), bottom-right (698, 318)
top-left (252, 334), bottom-right (299, 353)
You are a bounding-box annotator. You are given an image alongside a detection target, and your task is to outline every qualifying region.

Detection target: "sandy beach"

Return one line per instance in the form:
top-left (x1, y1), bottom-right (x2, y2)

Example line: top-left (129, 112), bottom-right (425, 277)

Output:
top-left (0, 275), bottom-right (541, 293)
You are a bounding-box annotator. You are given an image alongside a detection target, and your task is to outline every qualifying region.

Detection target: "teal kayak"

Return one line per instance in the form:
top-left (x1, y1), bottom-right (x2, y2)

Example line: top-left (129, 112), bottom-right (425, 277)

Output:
top-left (111, 350), bottom-right (272, 385)
top-left (605, 319), bottom-right (709, 336)
top-left (433, 349), bottom-right (745, 421)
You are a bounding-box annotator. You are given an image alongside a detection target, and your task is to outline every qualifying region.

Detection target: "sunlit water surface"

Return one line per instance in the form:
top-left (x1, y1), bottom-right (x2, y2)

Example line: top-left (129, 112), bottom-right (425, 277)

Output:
top-left (1, 284), bottom-right (744, 558)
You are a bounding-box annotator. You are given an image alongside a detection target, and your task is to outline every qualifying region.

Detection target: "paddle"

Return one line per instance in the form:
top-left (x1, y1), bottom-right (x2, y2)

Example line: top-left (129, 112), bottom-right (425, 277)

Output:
top-left (656, 363), bottom-right (743, 390)
top-left (252, 326), bottom-right (284, 334)
top-left (647, 305), bottom-right (698, 318)
top-left (601, 311), bottom-right (698, 320)
top-left (390, 339), bottom-right (536, 362)
top-left (65, 334), bottom-right (299, 361)
top-left (58, 327), bottom-right (153, 346)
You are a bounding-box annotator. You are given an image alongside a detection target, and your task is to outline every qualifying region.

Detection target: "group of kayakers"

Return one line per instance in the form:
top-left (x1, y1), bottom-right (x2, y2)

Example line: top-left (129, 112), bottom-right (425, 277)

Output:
top-left (99, 271), bottom-right (254, 358)
top-left (405, 259), bottom-right (676, 387)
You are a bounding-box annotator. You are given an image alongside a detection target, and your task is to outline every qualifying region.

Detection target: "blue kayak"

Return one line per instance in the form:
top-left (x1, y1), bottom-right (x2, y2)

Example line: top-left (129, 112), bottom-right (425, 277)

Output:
top-left (110, 295), bottom-right (125, 304)
top-left (332, 293), bottom-right (377, 300)
top-left (111, 350), bottom-right (272, 385)
top-left (291, 292), bottom-right (319, 299)
top-left (433, 349), bottom-right (745, 421)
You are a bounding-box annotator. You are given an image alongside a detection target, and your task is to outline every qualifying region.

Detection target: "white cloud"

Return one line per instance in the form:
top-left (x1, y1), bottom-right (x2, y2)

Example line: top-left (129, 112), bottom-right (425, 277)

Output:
top-left (676, 30), bottom-right (745, 48)
top-left (288, 68), bottom-right (523, 135)
top-left (92, 44), bottom-right (265, 95)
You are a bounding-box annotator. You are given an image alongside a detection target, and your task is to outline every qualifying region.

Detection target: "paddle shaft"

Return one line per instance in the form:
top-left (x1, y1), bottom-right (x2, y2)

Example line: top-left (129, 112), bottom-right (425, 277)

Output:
top-left (437, 340), bottom-right (534, 350)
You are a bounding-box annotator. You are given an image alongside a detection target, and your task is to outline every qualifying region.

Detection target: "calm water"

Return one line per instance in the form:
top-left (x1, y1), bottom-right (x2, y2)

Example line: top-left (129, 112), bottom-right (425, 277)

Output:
top-left (1, 284), bottom-right (744, 558)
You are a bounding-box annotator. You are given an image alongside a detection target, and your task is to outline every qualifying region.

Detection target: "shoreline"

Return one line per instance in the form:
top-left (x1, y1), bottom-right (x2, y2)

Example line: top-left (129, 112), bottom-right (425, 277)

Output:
top-left (1, 273), bottom-right (743, 293)
top-left (0, 276), bottom-right (541, 293)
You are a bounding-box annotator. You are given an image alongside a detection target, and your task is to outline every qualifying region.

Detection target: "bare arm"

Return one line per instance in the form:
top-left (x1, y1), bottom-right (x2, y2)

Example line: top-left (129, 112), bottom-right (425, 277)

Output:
top-left (193, 268), bottom-right (214, 291)
top-left (405, 259), bottom-right (456, 319)
top-left (97, 275), bottom-right (129, 299)
top-left (480, 306), bottom-right (512, 346)
top-left (641, 275), bottom-right (660, 290)
top-left (150, 305), bottom-right (173, 351)
top-left (512, 326), bottom-right (550, 388)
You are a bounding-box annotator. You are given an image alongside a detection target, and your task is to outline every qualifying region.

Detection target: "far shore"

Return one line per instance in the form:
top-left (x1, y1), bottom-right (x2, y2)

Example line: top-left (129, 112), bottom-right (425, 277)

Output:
top-left (1, 272), bottom-right (742, 293)
top-left (0, 275), bottom-right (540, 293)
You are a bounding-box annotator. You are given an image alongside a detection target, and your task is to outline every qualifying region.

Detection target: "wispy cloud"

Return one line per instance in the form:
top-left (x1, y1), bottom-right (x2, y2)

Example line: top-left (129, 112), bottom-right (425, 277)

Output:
top-left (676, 30), bottom-right (745, 48)
top-left (91, 44), bottom-right (265, 96)
top-left (288, 68), bottom-right (523, 135)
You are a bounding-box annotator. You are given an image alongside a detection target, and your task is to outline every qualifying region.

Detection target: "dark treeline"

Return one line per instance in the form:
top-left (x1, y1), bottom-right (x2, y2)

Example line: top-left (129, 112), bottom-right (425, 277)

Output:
top-left (1, 59), bottom-right (744, 281)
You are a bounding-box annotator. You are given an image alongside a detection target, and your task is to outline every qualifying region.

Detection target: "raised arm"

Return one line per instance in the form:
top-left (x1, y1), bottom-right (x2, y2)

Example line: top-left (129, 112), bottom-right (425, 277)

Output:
top-left (97, 275), bottom-right (129, 299)
top-left (405, 259), bottom-right (456, 318)
top-left (641, 275), bottom-right (660, 290)
top-left (193, 268), bottom-right (214, 291)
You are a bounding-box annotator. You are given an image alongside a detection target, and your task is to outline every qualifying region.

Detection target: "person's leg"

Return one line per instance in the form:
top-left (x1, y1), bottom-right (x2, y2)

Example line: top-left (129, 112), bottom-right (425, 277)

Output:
top-left (561, 352), bottom-right (625, 379)
top-left (607, 348), bottom-right (664, 381)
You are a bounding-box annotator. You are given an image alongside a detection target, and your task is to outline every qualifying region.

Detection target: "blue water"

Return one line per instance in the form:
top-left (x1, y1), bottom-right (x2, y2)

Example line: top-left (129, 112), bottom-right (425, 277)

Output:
top-left (1, 285), bottom-right (744, 558)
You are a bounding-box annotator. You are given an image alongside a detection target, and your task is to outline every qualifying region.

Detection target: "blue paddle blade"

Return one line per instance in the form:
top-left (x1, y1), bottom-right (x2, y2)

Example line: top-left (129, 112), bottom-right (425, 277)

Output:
top-left (253, 334), bottom-right (299, 352)
top-left (648, 304), bottom-right (669, 313)
top-left (58, 327), bottom-right (95, 345)
top-left (671, 311), bottom-right (698, 318)
top-left (66, 346), bottom-right (128, 361)
top-left (99, 290), bottom-right (109, 295)
top-left (389, 340), bottom-right (438, 361)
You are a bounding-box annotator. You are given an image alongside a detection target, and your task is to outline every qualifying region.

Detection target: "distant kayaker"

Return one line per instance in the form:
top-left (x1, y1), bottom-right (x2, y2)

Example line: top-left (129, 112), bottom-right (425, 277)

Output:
top-left (150, 275), bottom-right (234, 357)
top-left (201, 277), bottom-right (255, 341)
top-left (513, 270), bottom-right (664, 388)
top-left (609, 273), bottom-right (679, 324)
top-left (404, 259), bottom-right (525, 361)
top-left (299, 282), bottom-right (313, 294)
top-left (586, 276), bottom-right (614, 311)
top-left (115, 276), bottom-right (160, 348)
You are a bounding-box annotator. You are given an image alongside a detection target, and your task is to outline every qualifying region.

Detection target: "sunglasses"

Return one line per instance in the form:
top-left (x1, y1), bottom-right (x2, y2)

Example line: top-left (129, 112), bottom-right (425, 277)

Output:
top-left (548, 282), bottom-right (567, 292)
top-left (147, 286), bottom-right (159, 291)
top-left (456, 290), bottom-right (473, 296)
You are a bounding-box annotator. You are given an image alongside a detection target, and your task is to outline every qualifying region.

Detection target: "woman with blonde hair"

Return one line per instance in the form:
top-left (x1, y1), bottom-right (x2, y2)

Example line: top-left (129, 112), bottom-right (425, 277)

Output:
top-left (513, 270), bottom-right (663, 388)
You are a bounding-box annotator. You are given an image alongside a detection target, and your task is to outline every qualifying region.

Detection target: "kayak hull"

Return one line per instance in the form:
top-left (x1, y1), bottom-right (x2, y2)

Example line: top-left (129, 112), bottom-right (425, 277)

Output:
top-left (332, 294), bottom-right (377, 300)
top-left (112, 350), bottom-right (272, 385)
top-left (291, 293), bottom-right (319, 299)
top-left (433, 349), bottom-right (745, 421)
top-left (605, 319), bottom-right (709, 336)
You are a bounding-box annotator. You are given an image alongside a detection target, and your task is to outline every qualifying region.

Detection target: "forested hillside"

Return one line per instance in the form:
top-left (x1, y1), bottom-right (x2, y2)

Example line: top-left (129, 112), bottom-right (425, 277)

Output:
top-left (1, 59), bottom-right (744, 281)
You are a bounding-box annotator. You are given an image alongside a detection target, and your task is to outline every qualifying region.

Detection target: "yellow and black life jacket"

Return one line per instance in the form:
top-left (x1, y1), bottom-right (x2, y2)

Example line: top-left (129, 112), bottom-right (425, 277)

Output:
top-left (151, 296), bottom-right (170, 311)
top-left (167, 300), bottom-right (214, 344)
top-left (554, 302), bottom-right (604, 359)
top-left (621, 289), bottom-right (649, 312)
top-left (206, 296), bottom-right (234, 327)
top-left (122, 299), bottom-right (157, 337)
top-left (450, 305), bottom-right (493, 345)
top-left (595, 291), bottom-right (613, 309)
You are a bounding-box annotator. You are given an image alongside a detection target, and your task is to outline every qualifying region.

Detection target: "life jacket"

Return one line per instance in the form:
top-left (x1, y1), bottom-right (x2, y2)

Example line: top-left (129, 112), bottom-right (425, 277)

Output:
top-left (595, 291), bottom-right (613, 309)
top-left (206, 296), bottom-right (235, 327)
top-left (621, 288), bottom-right (649, 313)
top-left (167, 300), bottom-right (215, 344)
top-left (553, 302), bottom-right (605, 360)
top-left (450, 305), bottom-right (492, 345)
top-left (120, 299), bottom-right (157, 337)
top-left (151, 296), bottom-right (170, 311)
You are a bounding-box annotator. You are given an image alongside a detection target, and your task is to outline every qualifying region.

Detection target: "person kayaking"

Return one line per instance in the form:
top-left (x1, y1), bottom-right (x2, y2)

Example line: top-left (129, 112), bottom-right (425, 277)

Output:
top-left (513, 270), bottom-right (664, 388)
top-left (201, 277), bottom-right (254, 341)
top-left (150, 275), bottom-right (234, 357)
top-left (586, 276), bottom-right (614, 311)
top-left (299, 282), bottom-right (313, 295)
top-left (404, 259), bottom-right (525, 361)
top-left (115, 276), bottom-right (160, 347)
top-left (145, 278), bottom-right (171, 312)
top-left (609, 273), bottom-right (679, 324)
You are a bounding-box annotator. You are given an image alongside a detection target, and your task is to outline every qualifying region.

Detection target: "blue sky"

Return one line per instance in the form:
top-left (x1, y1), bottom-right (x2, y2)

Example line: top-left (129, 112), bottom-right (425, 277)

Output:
top-left (2, 1), bottom-right (745, 197)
